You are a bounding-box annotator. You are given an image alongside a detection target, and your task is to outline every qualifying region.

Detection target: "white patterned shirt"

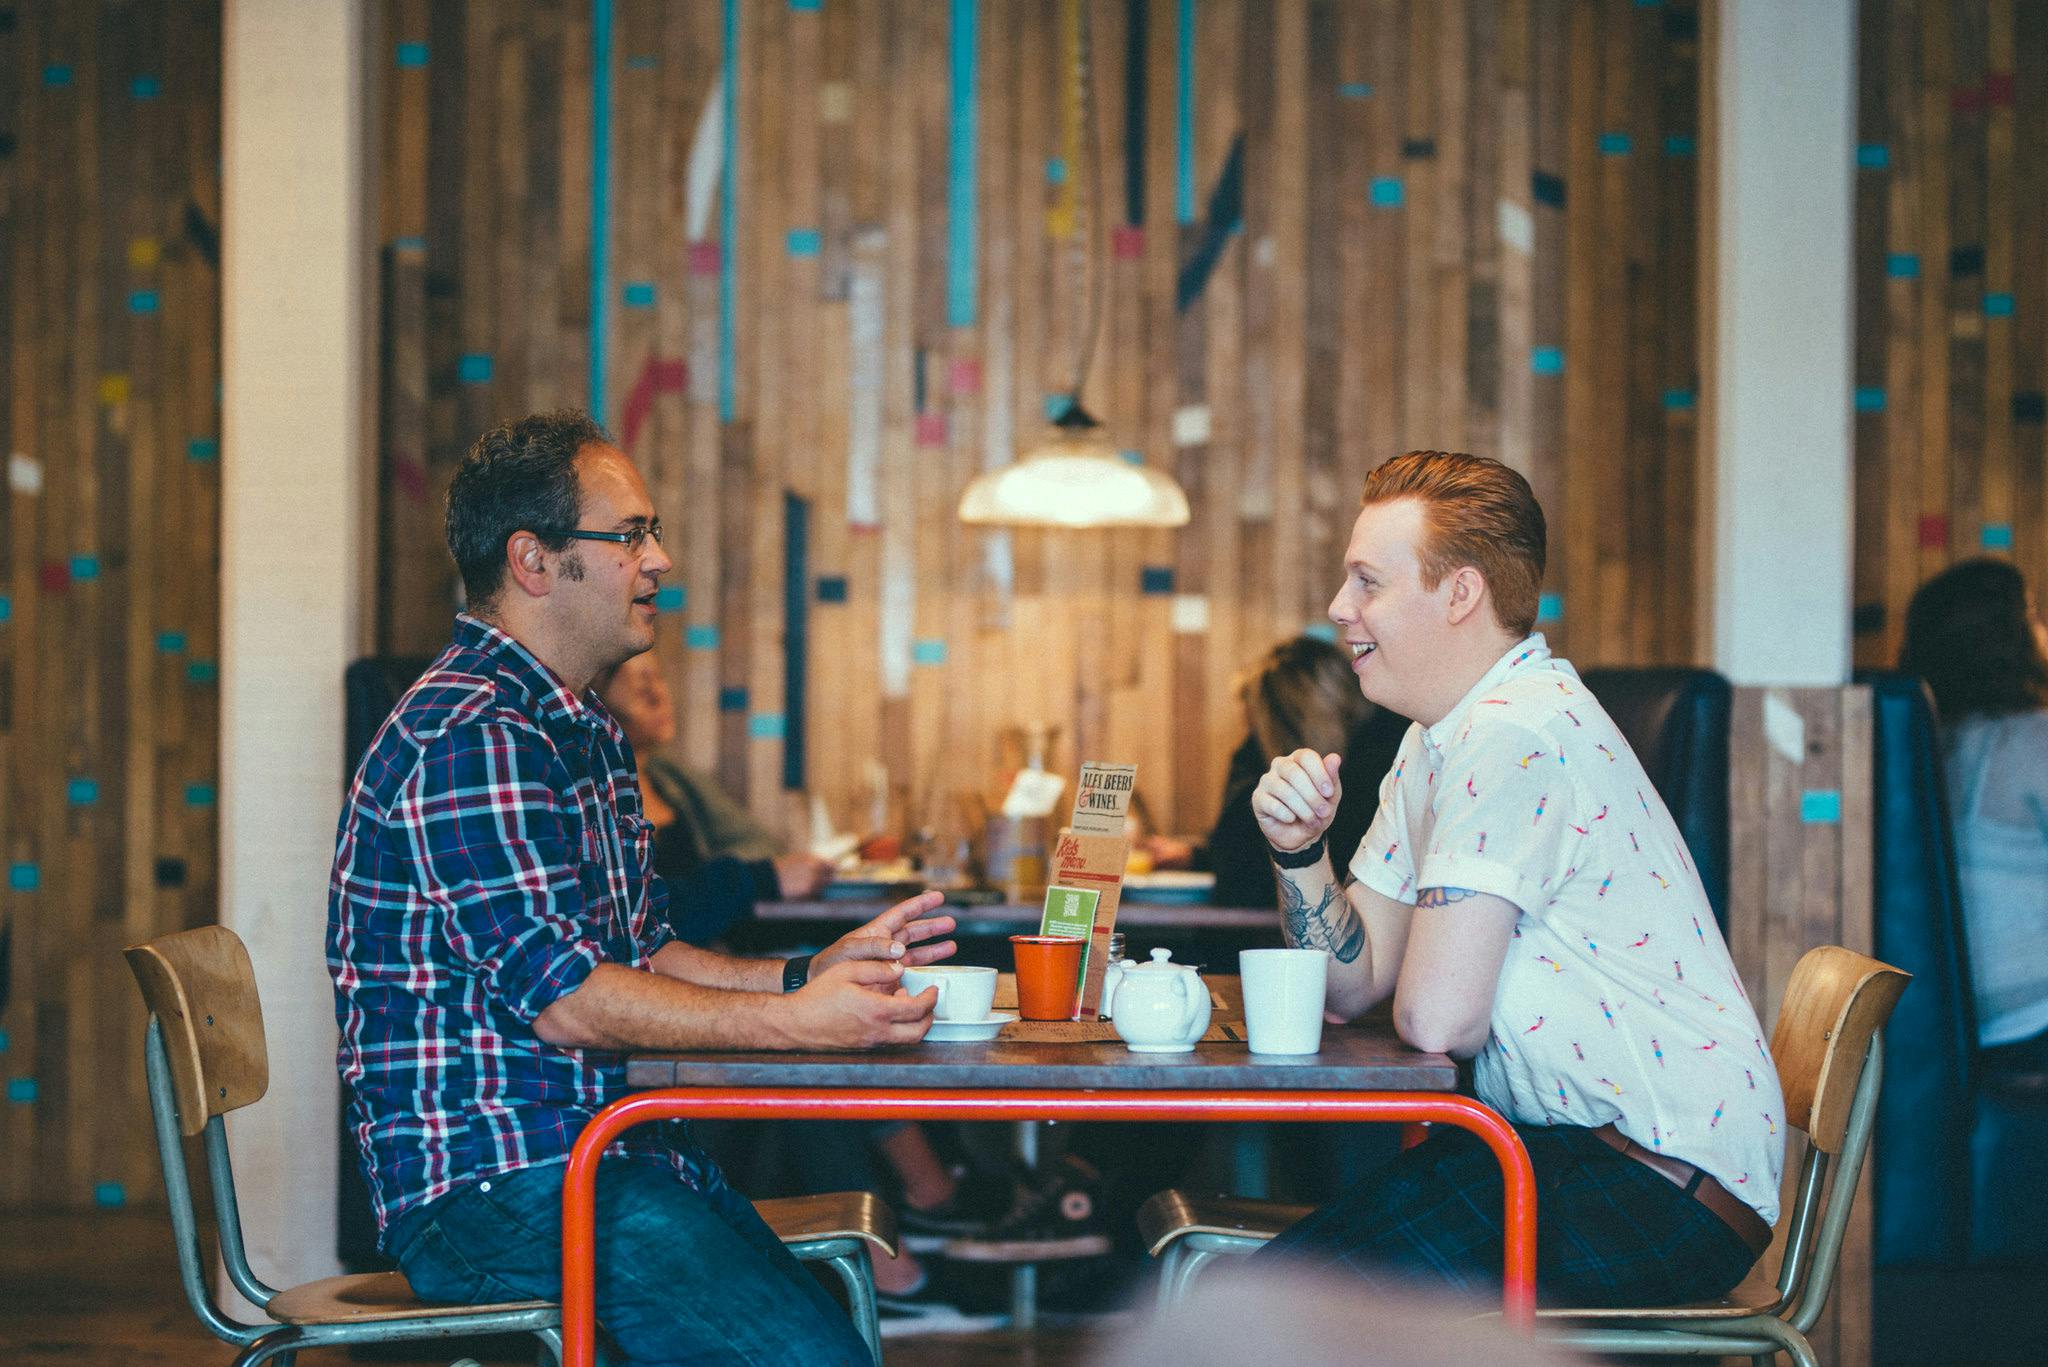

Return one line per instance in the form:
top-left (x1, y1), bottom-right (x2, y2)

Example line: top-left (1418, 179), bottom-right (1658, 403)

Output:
top-left (1351, 634), bottom-right (1786, 1221)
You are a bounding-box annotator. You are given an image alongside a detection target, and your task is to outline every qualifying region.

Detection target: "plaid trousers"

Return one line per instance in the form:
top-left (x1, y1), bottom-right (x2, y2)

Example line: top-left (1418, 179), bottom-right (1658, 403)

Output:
top-left (1254, 1122), bottom-right (1760, 1307)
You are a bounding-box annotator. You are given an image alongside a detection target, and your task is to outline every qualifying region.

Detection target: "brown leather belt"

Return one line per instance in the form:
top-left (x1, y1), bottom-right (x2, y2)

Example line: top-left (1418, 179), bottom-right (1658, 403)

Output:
top-left (1589, 1122), bottom-right (1772, 1258)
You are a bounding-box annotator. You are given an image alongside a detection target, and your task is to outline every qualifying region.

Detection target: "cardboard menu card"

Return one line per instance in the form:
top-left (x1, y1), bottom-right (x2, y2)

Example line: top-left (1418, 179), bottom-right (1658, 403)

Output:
top-left (1037, 762), bottom-right (1136, 1019)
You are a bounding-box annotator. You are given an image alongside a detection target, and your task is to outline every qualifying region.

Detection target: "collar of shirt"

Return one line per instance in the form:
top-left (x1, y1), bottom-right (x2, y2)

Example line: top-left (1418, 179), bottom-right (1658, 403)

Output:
top-left (453, 612), bottom-right (621, 743)
top-left (1421, 632), bottom-right (1551, 760)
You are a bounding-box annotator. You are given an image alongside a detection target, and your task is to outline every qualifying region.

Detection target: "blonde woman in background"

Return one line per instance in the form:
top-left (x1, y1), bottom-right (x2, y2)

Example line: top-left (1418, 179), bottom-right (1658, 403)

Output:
top-left (1145, 636), bottom-right (1409, 908)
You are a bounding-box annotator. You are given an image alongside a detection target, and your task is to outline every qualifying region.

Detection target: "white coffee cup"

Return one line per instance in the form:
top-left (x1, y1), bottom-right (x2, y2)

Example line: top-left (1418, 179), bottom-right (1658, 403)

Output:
top-left (901, 964), bottom-right (999, 1022)
top-left (1239, 949), bottom-right (1330, 1055)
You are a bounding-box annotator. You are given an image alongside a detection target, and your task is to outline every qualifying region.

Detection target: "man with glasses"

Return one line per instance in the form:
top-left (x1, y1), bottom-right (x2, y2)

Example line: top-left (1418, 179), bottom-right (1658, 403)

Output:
top-left (329, 410), bottom-right (950, 1363)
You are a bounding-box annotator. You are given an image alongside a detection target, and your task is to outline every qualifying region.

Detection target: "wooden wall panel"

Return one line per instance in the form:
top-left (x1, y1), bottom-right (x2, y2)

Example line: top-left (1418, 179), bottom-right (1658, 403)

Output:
top-left (1728, 685), bottom-right (1876, 1367)
top-left (369, 0), bottom-right (1713, 845)
top-left (1854, 0), bottom-right (2048, 667)
top-left (0, 3), bottom-right (223, 1209)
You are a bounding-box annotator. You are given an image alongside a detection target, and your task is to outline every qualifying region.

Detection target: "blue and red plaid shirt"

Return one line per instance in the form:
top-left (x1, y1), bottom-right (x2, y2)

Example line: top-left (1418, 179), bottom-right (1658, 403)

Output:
top-left (329, 614), bottom-right (708, 1244)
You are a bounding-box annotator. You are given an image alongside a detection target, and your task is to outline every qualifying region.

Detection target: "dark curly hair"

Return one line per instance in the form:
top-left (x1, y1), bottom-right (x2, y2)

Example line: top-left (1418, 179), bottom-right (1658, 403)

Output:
top-left (1899, 558), bottom-right (2048, 725)
top-left (445, 410), bottom-right (611, 612)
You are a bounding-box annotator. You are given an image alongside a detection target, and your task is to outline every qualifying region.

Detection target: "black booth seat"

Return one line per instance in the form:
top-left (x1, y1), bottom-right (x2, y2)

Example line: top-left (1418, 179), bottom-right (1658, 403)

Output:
top-left (1857, 670), bottom-right (2048, 1272)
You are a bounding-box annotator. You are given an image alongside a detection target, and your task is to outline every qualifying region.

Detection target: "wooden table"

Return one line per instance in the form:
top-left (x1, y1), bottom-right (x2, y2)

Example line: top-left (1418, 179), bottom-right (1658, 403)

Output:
top-left (560, 987), bottom-right (1537, 1367)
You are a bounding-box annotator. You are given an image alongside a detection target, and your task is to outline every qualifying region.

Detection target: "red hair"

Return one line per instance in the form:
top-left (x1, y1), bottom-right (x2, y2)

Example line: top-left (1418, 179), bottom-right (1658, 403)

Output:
top-left (1359, 451), bottom-right (1547, 636)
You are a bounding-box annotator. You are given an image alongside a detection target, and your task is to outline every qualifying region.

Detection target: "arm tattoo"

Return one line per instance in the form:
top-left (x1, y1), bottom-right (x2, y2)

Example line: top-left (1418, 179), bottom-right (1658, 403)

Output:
top-left (1275, 867), bottom-right (1367, 963)
top-left (1415, 886), bottom-right (1479, 909)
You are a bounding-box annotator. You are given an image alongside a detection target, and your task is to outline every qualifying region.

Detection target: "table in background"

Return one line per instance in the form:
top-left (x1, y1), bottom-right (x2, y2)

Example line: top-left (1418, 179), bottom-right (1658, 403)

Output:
top-left (558, 995), bottom-right (1536, 1367)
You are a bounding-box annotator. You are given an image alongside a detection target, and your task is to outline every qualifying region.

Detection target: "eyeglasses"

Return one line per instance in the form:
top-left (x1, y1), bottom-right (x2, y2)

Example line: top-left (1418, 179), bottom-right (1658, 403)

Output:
top-left (561, 520), bottom-right (664, 555)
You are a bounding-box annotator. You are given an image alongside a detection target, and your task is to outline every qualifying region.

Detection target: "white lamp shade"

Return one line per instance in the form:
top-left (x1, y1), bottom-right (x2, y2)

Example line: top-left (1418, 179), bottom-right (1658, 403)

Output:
top-left (957, 425), bottom-right (1191, 529)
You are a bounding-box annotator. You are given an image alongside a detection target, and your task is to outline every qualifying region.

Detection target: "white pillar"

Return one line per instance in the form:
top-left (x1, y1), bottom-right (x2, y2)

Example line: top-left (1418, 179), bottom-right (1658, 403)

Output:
top-left (219, 0), bottom-right (368, 1302)
top-left (1709, 0), bottom-right (1858, 686)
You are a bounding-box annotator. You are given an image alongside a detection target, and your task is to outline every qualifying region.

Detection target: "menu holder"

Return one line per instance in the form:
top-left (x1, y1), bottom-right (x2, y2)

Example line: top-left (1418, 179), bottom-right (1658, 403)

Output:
top-left (1036, 762), bottom-right (1137, 1020)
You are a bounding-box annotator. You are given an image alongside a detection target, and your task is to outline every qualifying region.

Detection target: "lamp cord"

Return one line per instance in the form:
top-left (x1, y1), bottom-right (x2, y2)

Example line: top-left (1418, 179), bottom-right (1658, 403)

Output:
top-left (1068, 0), bottom-right (1104, 412)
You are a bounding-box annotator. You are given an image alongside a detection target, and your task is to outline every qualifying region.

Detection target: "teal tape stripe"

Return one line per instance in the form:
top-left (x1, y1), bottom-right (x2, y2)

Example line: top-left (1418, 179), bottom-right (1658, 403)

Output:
top-left (7, 863), bottom-right (38, 891)
top-left (1800, 790), bottom-right (1842, 824)
top-left (913, 639), bottom-right (948, 665)
top-left (68, 778), bottom-right (100, 806)
top-left (589, 0), bottom-right (614, 422)
top-left (686, 625), bottom-right (721, 649)
top-left (654, 585), bottom-right (686, 612)
top-left (1537, 592), bottom-right (1563, 623)
top-left (1983, 523), bottom-right (2014, 550)
top-left (95, 1182), bottom-right (126, 1207)
top-left (719, 0), bottom-right (739, 424)
top-left (1985, 293), bottom-right (2014, 317)
top-left (1176, 0), bottom-right (1195, 225)
top-left (1857, 143), bottom-right (1889, 169)
top-left (1886, 253), bottom-right (1919, 279)
top-left (1532, 346), bottom-right (1564, 375)
top-left (1662, 388), bottom-right (1696, 411)
top-left (157, 631), bottom-right (187, 653)
top-left (749, 713), bottom-right (786, 740)
top-left (1855, 386), bottom-right (1886, 412)
top-left (7, 1079), bottom-right (36, 1104)
top-left (1303, 622), bottom-right (1337, 643)
top-left (947, 0), bottom-right (978, 328)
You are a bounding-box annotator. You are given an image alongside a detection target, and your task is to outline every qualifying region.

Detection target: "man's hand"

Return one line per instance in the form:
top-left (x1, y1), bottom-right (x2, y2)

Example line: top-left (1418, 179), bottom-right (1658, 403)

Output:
top-left (774, 853), bottom-right (835, 900)
top-left (1252, 748), bottom-right (1344, 852)
top-left (781, 958), bottom-right (940, 1049)
top-left (812, 889), bottom-right (958, 976)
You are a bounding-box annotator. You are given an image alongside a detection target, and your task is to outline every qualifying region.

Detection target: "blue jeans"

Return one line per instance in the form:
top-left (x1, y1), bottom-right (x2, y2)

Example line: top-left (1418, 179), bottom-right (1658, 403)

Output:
top-left (392, 1157), bottom-right (874, 1366)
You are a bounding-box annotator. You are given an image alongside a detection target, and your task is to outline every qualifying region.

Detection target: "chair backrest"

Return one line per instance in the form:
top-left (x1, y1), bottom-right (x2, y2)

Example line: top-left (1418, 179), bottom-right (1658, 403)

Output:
top-left (1579, 667), bottom-right (1732, 931)
top-left (1852, 668), bottom-right (1980, 1267)
top-left (123, 924), bottom-right (269, 1135)
top-left (123, 924), bottom-right (280, 1342)
top-left (1758, 946), bottom-right (1908, 1335)
top-left (1769, 946), bottom-right (1909, 1155)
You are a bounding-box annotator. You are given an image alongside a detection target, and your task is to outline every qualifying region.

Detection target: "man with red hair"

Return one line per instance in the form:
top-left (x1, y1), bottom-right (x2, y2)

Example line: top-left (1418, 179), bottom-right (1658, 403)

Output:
top-left (1251, 450), bottom-right (1782, 1306)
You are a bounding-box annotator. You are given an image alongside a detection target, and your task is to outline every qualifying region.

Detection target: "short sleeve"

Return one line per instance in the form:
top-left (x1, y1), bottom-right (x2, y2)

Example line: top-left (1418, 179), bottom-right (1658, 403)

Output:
top-left (396, 723), bottom-right (609, 1023)
top-left (1412, 720), bottom-right (1579, 915)
top-left (1350, 740), bottom-right (1419, 904)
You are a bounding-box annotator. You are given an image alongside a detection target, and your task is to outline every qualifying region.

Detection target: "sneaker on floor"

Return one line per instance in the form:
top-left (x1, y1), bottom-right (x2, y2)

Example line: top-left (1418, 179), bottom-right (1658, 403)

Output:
top-left (937, 1154), bottom-right (1111, 1261)
top-left (898, 1166), bottom-right (1026, 1251)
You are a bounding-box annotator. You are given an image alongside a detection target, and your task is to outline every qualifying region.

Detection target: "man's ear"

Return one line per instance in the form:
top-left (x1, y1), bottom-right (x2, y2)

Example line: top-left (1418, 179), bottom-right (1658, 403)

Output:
top-left (1444, 566), bottom-right (1489, 626)
top-left (503, 531), bottom-right (552, 601)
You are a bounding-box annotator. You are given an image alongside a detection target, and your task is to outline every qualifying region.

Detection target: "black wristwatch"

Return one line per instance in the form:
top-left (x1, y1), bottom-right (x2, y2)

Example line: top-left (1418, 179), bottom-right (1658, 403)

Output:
top-left (781, 953), bottom-right (814, 994)
top-left (1269, 836), bottom-right (1329, 869)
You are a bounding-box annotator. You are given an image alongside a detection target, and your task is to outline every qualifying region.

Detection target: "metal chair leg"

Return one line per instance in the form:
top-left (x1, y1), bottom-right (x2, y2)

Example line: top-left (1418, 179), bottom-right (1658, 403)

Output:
top-left (1749, 1318), bottom-right (1816, 1367)
top-left (534, 1325), bottom-right (565, 1366)
top-left (822, 1246), bottom-right (882, 1364)
top-left (1154, 1241), bottom-right (1189, 1311)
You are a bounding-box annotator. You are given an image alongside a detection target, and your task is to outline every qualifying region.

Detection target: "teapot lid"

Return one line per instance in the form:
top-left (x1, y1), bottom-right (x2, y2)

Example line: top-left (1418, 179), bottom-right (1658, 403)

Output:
top-left (1127, 947), bottom-right (1193, 973)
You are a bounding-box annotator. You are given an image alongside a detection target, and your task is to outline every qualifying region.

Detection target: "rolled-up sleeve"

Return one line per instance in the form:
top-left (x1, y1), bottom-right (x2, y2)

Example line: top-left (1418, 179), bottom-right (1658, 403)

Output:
top-left (396, 722), bottom-right (607, 1023)
top-left (1414, 720), bottom-right (1579, 916)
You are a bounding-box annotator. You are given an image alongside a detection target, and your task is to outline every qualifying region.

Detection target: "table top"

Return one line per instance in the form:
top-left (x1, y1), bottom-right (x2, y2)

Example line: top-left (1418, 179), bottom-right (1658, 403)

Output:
top-left (626, 976), bottom-right (1456, 1092)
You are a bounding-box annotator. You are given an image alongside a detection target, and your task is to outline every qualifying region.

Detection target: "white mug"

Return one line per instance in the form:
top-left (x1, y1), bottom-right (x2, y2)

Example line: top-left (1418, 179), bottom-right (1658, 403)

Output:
top-left (1239, 949), bottom-right (1329, 1055)
top-left (901, 964), bottom-right (999, 1022)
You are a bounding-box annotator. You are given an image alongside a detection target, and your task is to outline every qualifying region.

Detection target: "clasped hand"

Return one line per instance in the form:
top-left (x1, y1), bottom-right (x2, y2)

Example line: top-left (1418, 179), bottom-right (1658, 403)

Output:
top-left (1251, 748), bottom-right (1344, 854)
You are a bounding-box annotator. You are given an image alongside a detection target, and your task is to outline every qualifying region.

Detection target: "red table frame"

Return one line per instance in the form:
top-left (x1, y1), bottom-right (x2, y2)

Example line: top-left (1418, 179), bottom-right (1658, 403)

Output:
top-left (560, 1087), bottom-right (1537, 1366)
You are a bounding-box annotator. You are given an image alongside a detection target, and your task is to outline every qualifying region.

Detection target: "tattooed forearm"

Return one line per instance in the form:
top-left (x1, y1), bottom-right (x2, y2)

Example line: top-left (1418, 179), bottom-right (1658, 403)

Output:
top-left (1415, 886), bottom-right (1478, 909)
top-left (1276, 868), bottom-right (1367, 963)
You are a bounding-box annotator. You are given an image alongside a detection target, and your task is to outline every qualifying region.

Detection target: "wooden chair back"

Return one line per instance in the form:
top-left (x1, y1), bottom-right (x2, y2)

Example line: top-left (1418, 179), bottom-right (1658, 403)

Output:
top-left (123, 925), bottom-right (269, 1136)
top-left (1768, 945), bottom-right (1909, 1153)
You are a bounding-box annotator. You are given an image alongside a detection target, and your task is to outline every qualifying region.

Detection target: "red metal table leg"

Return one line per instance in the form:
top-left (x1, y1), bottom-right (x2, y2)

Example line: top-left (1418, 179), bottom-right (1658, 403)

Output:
top-left (559, 1090), bottom-right (1535, 1367)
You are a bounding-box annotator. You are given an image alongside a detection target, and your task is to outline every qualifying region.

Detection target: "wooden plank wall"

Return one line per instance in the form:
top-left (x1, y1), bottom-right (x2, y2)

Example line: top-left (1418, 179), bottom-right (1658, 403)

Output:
top-left (1853, 0), bottom-right (2048, 668)
top-left (372, 0), bottom-right (1712, 844)
top-left (1727, 685), bottom-right (1876, 1367)
top-left (0, 4), bottom-right (224, 1209)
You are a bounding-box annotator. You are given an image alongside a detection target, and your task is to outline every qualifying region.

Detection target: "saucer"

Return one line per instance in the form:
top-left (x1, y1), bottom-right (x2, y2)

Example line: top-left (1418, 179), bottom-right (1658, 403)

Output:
top-left (925, 1012), bottom-right (1016, 1043)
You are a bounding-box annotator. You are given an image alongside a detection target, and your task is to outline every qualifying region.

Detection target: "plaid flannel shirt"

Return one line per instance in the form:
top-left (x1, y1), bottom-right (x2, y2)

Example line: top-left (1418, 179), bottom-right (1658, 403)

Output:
top-left (329, 614), bottom-right (708, 1244)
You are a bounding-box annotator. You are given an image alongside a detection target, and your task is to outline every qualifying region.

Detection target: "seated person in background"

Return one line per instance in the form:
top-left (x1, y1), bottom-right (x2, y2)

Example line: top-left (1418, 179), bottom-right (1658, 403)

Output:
top-left (597, 650), bottom-right (834, 945)
top-left (1901, 557), bottom-right (2048, 1071)
top-left (1250, 450), bottom-right (1783, 1306)
top-left (330, 410), bottom-right (956, 1363)
top-left (1144, 636), bottom-right (1408, 908)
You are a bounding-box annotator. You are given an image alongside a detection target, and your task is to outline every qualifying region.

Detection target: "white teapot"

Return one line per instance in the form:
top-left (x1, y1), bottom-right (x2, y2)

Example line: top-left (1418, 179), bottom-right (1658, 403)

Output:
top-left (1101, 948), bottom-right (1211, 1053)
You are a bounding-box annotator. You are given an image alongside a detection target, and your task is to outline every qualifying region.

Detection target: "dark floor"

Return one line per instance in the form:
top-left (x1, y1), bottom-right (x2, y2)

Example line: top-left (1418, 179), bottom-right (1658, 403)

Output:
top-left (0, 1208), bottom-right (1109, 1366)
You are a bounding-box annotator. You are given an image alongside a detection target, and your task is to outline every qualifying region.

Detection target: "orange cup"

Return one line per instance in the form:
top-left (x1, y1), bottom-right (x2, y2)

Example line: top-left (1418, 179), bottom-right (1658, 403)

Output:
top-left (1010, 934), bottom-right (1086, 1020)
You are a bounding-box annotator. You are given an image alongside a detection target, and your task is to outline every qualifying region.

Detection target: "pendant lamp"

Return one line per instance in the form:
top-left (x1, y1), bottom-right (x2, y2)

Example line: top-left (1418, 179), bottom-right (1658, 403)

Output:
top-left (957, 1), bottom-right (1190, 530)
